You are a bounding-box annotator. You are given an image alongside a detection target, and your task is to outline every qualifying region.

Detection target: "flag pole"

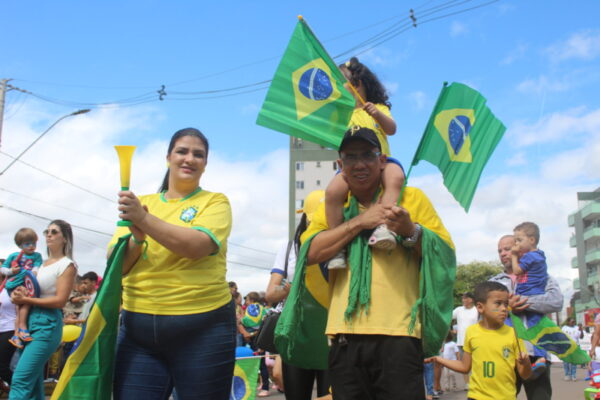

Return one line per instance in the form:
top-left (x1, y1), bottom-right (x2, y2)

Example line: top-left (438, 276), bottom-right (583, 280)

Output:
top-left (510, 313), bottom-right (524, 355)
top-left (396, 82), bottom-right (449, 206)
top-left (297, 15), bottom-right (366, 106)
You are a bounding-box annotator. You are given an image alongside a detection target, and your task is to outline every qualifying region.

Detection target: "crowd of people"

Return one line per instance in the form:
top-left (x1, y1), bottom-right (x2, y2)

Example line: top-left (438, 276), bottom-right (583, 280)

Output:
top-left (0, 56), bottom-right (590, 400)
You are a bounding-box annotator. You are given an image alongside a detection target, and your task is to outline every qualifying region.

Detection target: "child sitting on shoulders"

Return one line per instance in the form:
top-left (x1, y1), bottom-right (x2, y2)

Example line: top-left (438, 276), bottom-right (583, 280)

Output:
top-left (426, 281), bottom-right (532, 400)
top-left (326, 57), bottom-right (405, 269)
top-left (1, 228), bottom-right (42, 349)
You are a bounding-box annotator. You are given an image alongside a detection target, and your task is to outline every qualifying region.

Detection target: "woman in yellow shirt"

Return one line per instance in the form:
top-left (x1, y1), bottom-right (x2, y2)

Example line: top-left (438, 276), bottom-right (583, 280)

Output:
top-left (110, 128), bottom-right (235, 400)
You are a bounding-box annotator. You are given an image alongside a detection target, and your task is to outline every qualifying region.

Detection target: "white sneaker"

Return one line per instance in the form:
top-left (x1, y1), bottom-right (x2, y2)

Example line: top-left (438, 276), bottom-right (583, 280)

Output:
top-left (563, 376), bottom-right (570, 381)
top-left (571, 376), bottom-right (577, 381)
top-left (328, 250), bottom-right (347, 269)
top-left (368, 224), bottom-right (396, 250)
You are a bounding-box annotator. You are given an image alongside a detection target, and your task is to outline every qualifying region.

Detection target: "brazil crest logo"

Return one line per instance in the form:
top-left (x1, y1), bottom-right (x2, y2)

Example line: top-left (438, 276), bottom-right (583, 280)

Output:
top-left (292, 58), bottom-right (343, 120)
top-left (434, 108), bottom-right (475, 163)
top-left (180, 206), bottom-right (198, 223)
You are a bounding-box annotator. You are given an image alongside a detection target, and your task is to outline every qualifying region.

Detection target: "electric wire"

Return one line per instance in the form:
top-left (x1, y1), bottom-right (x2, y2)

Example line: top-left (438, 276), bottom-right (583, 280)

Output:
top-left (0, 187), bottom-right (114, 223)
top-left (0, 151), bottom-right (116, 204)
top-left (6, 0), bottom-right (499, 109)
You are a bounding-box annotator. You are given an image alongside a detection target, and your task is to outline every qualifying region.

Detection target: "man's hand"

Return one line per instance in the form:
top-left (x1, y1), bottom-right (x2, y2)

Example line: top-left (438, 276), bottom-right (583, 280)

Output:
top-left (385, 206), bottom-right (415, 237)
top-left (509, 294), bottom-right (530, 313)
top-left (356, 203), bottom-right (388, 231)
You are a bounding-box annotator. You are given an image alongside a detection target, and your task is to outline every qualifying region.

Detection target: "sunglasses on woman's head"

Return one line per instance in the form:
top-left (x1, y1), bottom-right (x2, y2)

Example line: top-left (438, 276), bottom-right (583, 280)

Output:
top-left (43, 229), bottom-right (60, 236)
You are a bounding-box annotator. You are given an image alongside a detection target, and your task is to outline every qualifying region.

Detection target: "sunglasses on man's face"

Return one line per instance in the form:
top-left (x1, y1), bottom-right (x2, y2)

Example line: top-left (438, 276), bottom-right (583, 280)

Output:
top-left (43, 229), bottom-right (60, 236)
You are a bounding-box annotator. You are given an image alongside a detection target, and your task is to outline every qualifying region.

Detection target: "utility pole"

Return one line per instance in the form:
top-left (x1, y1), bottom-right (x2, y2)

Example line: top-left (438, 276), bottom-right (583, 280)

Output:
top-left (0, 79), bottom-right (12, 149)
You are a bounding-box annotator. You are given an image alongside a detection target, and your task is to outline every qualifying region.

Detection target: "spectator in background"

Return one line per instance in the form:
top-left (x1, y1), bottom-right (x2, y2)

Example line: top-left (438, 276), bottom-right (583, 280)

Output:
top-left (0, 263), bottom-right (17, 393)
top-left (9, 219), bottom-right (77, 400)
top-left (242, 292), bottom-right (269, 397)
top-left (77, 272), bottom-right (98, 321)
top-left (451, 292), bottom-right (478, 390)
top-left (561, 318), bottom-right (581, 381)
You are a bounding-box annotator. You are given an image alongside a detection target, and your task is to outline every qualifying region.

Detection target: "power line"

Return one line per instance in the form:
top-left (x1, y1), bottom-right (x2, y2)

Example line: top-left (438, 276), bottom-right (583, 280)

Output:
top-left (7, 0), bottom-right (499, 109)
top-left (0, 151), bottom-right (116, 204)
top-left (0, 187), bottom-right (114, 223)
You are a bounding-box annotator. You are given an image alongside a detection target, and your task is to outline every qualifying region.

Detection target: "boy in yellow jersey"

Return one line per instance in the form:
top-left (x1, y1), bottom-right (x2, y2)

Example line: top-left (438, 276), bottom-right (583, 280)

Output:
top-left (426, 281), bottom-right (532, 400)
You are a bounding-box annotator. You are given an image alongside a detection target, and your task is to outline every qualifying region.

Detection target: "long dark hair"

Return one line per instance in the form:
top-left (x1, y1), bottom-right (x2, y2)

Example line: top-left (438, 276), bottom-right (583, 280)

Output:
top-left (293, 213), bottom-right (308, 256)
top-left (48, 219), bottom-right (74, 259)
top-left (158, 128), bottom-right (210, 192)
top-left (340, 57), bottom-right (391, 109)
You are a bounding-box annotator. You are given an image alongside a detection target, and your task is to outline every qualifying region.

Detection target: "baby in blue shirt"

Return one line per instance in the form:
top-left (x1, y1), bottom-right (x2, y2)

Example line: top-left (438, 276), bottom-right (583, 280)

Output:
top-left (511, 221), bottom-right (548, 365)
top-left (1, 227), bottom-right (42, 349)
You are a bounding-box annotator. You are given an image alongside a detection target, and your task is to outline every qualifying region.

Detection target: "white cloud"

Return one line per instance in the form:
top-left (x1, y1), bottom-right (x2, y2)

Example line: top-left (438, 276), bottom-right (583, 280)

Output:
top-left (516, 75), bottom-right (571, 94)
top-left (546, 29), bottom-right (600, 63)
top-left (240, 103), bottom-right (259, 116)
top-left (0, 103), bottom-right (289, 295)
top-left (506, 151), bottom-right (527, 166)
top-left (508, 106), bottom-right (600, 147)
top-left (408, 90), bottom-right (427, 110)
top-left (501, 43), bottom-right (528, 65)
top-left (383, 81), bottom-right (399, 96)
top-left (450, 21), bottom-right (468, 37)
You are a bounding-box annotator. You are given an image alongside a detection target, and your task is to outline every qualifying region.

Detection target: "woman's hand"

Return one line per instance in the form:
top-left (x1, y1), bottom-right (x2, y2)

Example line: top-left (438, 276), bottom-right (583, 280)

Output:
top-left (11, 286), bottom-right (30, 305)
top-left (118, 191), bottom-right (148, 227)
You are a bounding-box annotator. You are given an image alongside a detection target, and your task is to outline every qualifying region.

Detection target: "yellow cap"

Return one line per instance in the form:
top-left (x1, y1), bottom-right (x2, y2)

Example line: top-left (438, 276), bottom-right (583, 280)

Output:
top-left (296, 190), bottom-right (325, 222)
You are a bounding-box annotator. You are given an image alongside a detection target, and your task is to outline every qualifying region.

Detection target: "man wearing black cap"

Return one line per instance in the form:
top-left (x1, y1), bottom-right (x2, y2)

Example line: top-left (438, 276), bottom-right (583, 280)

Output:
top-left (302, 127), bottom-right (455, 400)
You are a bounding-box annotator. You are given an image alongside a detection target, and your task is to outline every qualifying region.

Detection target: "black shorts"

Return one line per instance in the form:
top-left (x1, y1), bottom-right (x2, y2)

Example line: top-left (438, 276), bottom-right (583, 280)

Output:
top-left (329, 334), bottom-right (425, 400)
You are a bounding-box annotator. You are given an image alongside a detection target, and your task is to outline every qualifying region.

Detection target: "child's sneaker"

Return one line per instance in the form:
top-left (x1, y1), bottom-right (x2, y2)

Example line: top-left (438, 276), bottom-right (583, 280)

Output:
top-left (368, 224), bottom-right (396, 250)
top-left (328, 250), bottom-right (346, 270)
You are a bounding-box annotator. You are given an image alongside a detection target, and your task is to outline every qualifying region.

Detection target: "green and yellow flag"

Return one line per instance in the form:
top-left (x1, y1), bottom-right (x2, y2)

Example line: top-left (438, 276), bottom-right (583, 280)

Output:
top-left (51, 235), bottom-right (127, 400)
top-left (230, 357), bottom-right (260, 400)
top-left (256, 17), bottom-right (355, 149)
top-left (511, 313), bottom-right (591, 365)
top-left (411, 82), bottom-right (505, 211)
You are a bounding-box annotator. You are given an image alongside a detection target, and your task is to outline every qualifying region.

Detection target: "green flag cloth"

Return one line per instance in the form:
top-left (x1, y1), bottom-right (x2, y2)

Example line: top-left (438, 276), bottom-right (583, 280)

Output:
top-left (410, 227), bottom-right (456, 357)
top-left (256, 18), bottom-right (355, 149)
top-left (51, 235), bottom-right (127, 400)
top-left (230, 357), bottom-right (260, 400)
top-left (412, 82), bottom-right (505, 211)
top-left (511, 313), bottom-right (591, 365)
top-left (274, 234), bottom-right (329, 370)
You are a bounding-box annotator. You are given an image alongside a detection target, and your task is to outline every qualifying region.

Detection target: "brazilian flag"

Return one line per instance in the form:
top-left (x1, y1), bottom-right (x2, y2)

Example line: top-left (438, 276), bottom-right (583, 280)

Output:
top-left (256, 17), bottom-right (355, 149)
top-left (51, 236), bottom-right (127, 400)
top-left (230, 357), bottom-right (260, 400)
top-left (411, 82), bottom-right (505, 211)
top-left (511, 313), bottom-right (591, 365)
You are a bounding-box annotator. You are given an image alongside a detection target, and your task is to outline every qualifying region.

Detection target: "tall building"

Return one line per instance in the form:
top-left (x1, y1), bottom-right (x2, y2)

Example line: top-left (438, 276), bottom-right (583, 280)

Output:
top-left (569, 187), bottom-right (600, 315)
top-left (288, 137), bottom-right (338, 237)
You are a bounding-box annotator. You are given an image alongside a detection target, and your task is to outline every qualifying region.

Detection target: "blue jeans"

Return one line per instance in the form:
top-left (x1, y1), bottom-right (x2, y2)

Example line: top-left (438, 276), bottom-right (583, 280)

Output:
top-left (9, 307), bottom-right (62, 400)
top-left (423, 362), bottom-right (434, 395)
top-left (563, 362), bottom-right (576, 378)
top-left (113, 300), bottom-right (236, 400)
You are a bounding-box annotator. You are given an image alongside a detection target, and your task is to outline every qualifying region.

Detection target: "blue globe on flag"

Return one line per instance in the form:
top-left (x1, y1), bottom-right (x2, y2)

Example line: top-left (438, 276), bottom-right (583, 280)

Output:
top-left (298, 68), bottom-right (333, 101)
top-left (448, 115), bottom-right (472, 155)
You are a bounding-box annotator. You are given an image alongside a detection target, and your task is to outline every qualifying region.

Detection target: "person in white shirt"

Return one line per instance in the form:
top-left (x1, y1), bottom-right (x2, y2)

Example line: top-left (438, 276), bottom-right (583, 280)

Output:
top-left (561, 318), bottom-right (581, 381)
top-left (441, 332), bottom-right (460, 392)
top-left (451, 292), bottom-right (478, 388)
top-left (0, 288), bottom-right (17, 391)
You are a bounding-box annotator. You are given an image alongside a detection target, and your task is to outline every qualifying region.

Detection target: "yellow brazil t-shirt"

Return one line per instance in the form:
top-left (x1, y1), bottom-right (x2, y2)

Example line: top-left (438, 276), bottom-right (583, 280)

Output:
top-left (108, 188), bottom-right (232, 315)
top-left (301, 187), bottom-right (453, 337)
top-left (349, 104), bottom-right (393, 156)
top-left (464, 323), bottom-right (526, 400)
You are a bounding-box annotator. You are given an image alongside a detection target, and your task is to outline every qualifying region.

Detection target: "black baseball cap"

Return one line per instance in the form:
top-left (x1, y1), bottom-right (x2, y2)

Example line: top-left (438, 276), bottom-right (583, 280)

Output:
top-left (339, 126), bottom-right (382, 152)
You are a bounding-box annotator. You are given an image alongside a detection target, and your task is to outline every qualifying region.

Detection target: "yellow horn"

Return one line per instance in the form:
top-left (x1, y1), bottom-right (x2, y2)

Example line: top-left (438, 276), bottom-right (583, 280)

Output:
top-left (115, 145), bottom-right (136, 227)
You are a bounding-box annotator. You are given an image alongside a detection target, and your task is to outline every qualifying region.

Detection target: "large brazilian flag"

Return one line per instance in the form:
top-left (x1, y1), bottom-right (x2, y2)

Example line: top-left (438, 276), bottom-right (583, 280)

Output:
top-left (51, 235), bottom-right (127, 400)
top-left (411, 82), bottom-right (505, 211)
top-left (256, 17), bottom-right (355, 149)
top-left (230, 357), bottom-right (260, 400)
top-left (511, 313), bottom-right (591, 365)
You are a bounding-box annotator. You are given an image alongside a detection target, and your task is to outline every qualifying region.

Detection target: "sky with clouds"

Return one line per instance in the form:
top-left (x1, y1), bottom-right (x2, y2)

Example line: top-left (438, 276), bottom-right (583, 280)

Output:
top-left (1, 1), bottom-right (599, 299)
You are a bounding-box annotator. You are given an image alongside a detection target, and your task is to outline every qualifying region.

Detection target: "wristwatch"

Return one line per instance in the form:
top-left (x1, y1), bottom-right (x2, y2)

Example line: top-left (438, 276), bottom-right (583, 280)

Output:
top-left (399, 223), bottom-right (422, 248)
